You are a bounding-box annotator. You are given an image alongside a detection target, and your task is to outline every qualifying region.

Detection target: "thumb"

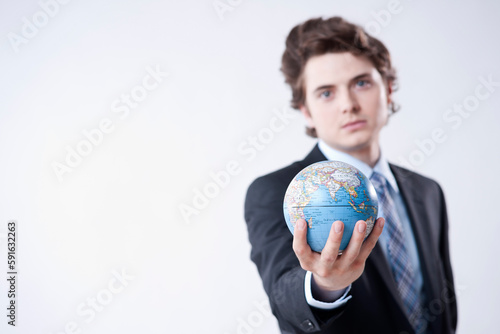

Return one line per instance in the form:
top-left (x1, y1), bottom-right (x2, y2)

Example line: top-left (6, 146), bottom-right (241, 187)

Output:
top-left (294, 218), bottom-right (308, 235)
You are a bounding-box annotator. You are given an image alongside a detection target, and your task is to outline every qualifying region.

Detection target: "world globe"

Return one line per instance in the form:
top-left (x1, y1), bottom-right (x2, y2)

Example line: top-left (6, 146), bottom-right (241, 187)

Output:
top-left (283, 160), bottom-right (379, 253)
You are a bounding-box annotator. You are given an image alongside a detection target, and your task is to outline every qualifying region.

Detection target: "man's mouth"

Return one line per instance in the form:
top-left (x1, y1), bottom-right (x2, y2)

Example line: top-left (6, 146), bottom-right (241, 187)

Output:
top-left (342, 120), bottom-right (367, 131)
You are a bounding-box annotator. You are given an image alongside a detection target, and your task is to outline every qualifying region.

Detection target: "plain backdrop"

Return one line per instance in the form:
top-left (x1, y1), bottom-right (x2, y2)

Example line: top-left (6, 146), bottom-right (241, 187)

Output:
top-left (1, 0), bottom-right (499, 333)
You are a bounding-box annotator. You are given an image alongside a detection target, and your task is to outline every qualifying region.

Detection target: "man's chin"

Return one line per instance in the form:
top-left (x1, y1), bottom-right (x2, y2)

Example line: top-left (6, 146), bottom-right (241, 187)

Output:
top-left (327, 140), bottom-right (371, 153)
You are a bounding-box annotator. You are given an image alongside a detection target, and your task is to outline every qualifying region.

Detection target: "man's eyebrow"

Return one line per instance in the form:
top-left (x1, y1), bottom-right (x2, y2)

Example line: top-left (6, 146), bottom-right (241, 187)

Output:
top-left (312, 72), bottom-right (372, 93)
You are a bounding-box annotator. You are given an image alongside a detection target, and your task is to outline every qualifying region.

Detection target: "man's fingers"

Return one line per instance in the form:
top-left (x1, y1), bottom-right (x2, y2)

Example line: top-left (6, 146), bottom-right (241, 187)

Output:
top-left (292, 217), bottom-right (384, 275)
top-left (320, 220), bottom-right (344, 266)
top-left (292, 219), bottom-right (317, 270)
top-left (358, 217), bottom-right (385, 260)
top-left (338, 220), bottom-right (367, 264)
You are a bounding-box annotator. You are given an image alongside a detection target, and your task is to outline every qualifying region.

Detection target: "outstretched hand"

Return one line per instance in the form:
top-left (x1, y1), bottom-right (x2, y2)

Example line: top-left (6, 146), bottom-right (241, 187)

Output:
top-left (292, 217), bottom-right (385, 292)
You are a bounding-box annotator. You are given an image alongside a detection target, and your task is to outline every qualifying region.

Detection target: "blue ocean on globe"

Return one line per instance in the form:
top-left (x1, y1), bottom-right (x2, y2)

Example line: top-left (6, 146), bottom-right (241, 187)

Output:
top-left (283, 160), bottom-right (379, 252)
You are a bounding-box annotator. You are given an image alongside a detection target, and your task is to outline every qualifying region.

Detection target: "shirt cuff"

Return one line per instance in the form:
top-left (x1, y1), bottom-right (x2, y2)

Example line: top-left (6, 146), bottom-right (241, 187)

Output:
top-left (304, 271), bottom-right (352, 310)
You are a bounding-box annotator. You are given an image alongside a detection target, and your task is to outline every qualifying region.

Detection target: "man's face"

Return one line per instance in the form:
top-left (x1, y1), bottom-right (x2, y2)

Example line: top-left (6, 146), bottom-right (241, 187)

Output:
top-left (300, 52), bottom-right (391, 154)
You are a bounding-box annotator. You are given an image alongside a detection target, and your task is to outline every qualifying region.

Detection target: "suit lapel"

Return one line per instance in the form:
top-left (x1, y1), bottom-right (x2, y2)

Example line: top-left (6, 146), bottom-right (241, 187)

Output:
top-left (390, 165), bottom-right (443, 332)
top-left (363, 164), bottom-right (439, 329)
top-left (301, 143), bottom-right (329, 165)
top-left (390, 165), bottom-right (440, 295)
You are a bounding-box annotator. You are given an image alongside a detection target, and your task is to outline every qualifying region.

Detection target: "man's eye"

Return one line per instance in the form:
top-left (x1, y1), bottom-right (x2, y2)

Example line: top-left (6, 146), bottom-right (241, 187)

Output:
top-left (356, 80), bottom-right (370, 87)
top-left (320, 91), bottom-right (331, 98)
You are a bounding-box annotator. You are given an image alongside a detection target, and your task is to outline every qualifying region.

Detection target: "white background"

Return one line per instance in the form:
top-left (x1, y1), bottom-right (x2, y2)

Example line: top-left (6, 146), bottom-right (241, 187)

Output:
top-left (1, 0), bottom-right (499, 333)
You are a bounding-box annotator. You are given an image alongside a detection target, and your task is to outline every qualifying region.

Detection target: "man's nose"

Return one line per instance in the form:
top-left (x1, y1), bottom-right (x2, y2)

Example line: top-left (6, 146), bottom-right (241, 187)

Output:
top-left (338, 88), bottom-right (360, 113)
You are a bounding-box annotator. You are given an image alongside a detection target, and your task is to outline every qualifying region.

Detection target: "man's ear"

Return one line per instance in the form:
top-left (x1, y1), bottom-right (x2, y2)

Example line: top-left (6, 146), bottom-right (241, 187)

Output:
top-left (299, 104), bottom-right (315, 128)
top-left (386, 81), bottom-right (393, 106)
top-left (384, 82), bottom-right (393, 125)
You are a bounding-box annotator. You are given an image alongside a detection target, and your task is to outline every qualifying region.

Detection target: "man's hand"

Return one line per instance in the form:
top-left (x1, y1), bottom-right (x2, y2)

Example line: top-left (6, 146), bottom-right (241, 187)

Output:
top-left (292, 217), bottom-right (385, 292)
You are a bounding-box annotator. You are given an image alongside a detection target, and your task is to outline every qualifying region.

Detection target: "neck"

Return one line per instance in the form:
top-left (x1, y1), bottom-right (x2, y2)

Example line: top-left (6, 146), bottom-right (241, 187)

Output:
top-left (337, 142), bottom-right (381, 168)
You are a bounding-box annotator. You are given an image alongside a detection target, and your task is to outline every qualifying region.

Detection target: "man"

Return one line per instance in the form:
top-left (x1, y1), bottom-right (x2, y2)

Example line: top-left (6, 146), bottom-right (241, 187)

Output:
top-left (244, 16), bottom-right (457, 333)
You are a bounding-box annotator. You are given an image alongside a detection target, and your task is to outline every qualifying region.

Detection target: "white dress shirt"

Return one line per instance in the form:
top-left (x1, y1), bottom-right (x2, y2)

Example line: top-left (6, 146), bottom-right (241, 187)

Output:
top-left (304, 139), bottom-right (424, 310)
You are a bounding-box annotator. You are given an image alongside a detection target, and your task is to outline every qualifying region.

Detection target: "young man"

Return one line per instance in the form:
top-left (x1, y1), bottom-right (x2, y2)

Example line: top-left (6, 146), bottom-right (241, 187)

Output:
top-left (244, 17), bottom-right (457, 333)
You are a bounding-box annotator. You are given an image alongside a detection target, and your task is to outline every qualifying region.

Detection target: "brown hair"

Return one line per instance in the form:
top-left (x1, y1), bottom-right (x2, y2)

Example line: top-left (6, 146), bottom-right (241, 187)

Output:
top-left (280, 16), bottom-right (399, 137)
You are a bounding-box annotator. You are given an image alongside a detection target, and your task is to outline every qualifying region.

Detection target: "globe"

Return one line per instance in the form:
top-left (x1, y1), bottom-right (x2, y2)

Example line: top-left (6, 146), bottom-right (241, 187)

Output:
top-left (283, 160), bottom-right (379, 253)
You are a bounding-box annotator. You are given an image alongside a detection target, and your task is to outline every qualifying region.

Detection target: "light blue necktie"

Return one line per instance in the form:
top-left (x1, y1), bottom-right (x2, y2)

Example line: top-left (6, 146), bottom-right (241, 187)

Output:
top-left (370, 171), bottom-right (425, 333)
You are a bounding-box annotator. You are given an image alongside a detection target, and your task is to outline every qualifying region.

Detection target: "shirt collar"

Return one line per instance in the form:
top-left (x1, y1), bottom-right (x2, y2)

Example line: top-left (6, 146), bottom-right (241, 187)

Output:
top-left (317, 139), bottom-right (400, 193)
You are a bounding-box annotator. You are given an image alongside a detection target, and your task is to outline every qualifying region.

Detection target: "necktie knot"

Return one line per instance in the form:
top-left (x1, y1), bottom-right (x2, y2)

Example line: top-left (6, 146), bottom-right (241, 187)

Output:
top-left (370, 171), bottom-right (388, 196)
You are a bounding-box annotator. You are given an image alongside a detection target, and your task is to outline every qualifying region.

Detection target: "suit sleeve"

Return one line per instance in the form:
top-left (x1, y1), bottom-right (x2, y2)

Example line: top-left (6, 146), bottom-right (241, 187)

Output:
top-left (244, 175), bottom-right (346, 333)
top-left (437, 184), bottom-right (458, 332)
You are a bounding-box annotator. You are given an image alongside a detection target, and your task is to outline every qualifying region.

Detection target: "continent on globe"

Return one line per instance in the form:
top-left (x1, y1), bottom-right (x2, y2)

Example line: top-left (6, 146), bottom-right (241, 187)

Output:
top-left (283, 160), bottom-right (379, 253)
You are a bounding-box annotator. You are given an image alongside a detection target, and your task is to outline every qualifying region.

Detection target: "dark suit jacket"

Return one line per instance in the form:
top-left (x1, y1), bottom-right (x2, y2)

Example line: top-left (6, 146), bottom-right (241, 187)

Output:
top-left (244, 144), bottom-right (457, 333)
